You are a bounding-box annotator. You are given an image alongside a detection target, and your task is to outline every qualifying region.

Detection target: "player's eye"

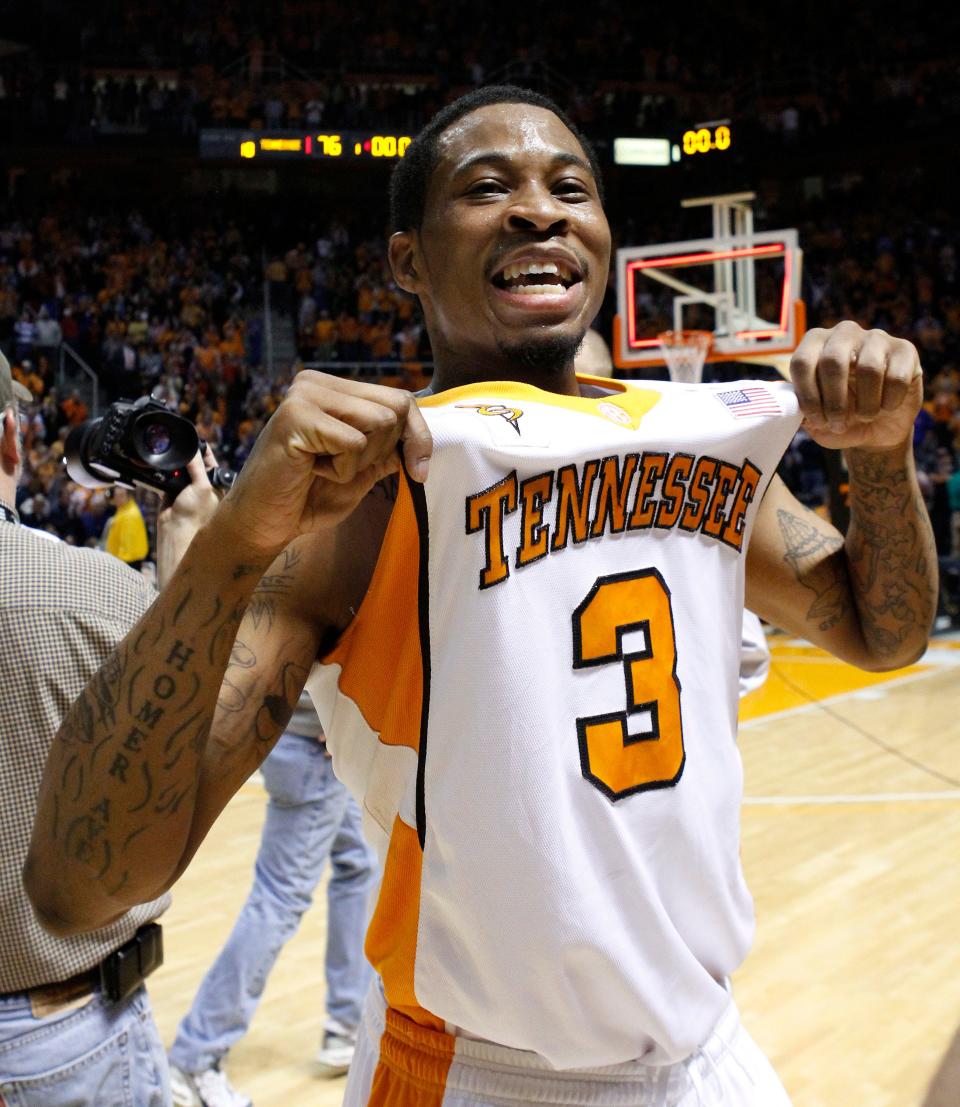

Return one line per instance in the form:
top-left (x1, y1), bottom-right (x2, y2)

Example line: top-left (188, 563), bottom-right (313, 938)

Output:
top-left (553, 178), bottom-right (592, 199)
top-left (465, 179), bottom-right (508, 196)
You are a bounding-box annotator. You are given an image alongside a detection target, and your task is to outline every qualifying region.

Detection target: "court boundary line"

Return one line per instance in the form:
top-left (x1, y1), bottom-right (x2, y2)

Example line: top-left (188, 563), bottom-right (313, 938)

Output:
top-left (744, 790), bottom-right (960, 806)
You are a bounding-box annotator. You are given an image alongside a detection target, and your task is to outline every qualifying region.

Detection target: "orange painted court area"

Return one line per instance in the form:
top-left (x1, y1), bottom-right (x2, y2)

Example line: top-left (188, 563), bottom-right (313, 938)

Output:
top-left (739, 637), bottom-right (938, 722)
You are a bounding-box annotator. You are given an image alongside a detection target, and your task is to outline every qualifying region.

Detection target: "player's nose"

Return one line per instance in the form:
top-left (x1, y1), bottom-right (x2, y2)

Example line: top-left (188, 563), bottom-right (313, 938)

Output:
top-left (504, 184), bottom-right (569, 235)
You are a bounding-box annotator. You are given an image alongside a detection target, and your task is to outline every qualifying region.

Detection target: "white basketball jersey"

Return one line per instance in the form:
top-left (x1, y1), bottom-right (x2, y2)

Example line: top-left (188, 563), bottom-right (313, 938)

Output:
top-left (308, 376), bottom-right (801, 1069)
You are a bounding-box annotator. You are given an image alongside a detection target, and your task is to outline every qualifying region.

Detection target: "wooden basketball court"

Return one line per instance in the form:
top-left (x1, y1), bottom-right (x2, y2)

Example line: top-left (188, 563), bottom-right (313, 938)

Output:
top-left (148, 633), bottom-right (960, 1107)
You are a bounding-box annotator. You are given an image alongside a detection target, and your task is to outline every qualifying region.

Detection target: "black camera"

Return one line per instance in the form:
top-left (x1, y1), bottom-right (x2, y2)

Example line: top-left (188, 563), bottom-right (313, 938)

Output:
top-left (64, 396), bottom-right (233, 498)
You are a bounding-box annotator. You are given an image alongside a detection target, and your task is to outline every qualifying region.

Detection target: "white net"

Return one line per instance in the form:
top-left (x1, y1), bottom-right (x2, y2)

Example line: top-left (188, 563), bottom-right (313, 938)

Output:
top-left (658, 330), bottom-right (713, 384)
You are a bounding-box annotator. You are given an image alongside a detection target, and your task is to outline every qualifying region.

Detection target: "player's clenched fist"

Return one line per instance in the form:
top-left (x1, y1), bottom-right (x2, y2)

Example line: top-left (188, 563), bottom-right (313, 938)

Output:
top-left (217, 372), bottom-right (433, 560)
top-left (789, 321), bottom-right (922, 451)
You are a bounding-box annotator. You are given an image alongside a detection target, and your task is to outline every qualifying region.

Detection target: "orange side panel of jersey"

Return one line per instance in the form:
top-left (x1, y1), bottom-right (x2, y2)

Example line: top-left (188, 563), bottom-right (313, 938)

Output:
top-left (366, 816), bottom-right (446, 1031)
top-left (323, 473), bottom-right (423, 752)
top-left (323, 476), bottom-right (443, 1031)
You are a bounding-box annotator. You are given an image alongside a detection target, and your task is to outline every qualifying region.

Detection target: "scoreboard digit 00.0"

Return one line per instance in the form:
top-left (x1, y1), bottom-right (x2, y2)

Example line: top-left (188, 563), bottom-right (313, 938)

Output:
top-left (680, 122), bottom-right (732, 157)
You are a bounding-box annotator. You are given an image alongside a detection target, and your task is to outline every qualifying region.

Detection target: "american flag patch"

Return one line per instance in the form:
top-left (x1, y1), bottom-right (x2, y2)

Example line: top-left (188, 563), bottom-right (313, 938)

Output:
top-left (715, 386), bottom-right (781, 419)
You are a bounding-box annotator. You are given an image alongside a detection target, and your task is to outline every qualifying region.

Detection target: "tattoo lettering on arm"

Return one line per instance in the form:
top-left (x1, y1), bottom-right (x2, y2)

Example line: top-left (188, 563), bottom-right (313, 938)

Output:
top-left (44, 576), bottom-right (224, 888)
top-left (776, 508), bottom-right (849, 630)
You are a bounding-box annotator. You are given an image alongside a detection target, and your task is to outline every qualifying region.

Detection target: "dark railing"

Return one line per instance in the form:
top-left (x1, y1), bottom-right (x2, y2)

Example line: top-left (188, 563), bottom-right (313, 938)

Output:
top-left (58, 343), bottom-right (100, 417)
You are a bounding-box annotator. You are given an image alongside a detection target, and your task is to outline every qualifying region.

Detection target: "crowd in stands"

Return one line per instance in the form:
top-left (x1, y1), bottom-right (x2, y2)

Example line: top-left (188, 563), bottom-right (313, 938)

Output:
top-left (2, 1), bottom-right (960, 153)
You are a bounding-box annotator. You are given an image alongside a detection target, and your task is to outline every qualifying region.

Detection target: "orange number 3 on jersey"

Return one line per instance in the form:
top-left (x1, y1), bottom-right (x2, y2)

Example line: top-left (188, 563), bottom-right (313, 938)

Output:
top-left (573, 569), bottom-right (685, 801)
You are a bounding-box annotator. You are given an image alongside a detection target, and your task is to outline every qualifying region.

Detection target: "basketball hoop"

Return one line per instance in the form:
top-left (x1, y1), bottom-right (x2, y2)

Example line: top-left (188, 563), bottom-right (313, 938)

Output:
top-left (658, 330), bottom-right (713, 384)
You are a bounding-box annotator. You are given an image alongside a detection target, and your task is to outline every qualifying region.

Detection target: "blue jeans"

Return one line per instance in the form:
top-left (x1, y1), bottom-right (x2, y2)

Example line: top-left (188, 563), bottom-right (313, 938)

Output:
top-left (168, 732), bottom-right (377, 1073)
top-left (0, 985), bottom-right (169, 1106)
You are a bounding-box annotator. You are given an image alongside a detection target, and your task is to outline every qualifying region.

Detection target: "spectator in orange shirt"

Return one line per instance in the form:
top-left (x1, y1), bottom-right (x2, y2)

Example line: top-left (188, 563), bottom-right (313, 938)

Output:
top-left (59, 390), bottom-right (89, 427)
top-left (13, 361), bottom-right (44, 400)
top-left (219, 319), bottom-right (246, 361)
top-left (194, 333), bottom-right (222, 377)
top-left (371, 284), bottom-right (394, 322)
top-left (368, 319), bottom-right (394, 361)
top-left (356, 280), bottom-right (375, 321)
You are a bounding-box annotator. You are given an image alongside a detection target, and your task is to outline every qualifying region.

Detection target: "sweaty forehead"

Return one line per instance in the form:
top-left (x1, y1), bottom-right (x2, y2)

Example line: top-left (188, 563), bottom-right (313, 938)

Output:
top-left (435, 104), bottom-right (588, 176)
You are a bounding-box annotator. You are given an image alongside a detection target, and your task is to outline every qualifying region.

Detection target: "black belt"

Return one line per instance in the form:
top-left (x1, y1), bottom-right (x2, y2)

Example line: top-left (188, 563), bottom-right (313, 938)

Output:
top-left (5, 923), bottom-right (163, 1012)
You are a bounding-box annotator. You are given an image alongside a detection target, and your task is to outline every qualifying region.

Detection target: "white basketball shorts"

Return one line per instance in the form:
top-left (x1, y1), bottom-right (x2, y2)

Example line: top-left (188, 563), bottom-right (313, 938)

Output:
top-left (343, 981), bottom-right (793, 1107)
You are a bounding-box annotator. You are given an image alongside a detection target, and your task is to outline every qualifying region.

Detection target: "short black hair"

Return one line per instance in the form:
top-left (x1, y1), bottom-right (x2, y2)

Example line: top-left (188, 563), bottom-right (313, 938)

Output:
top-left (389, 85), bottom-right (604, 233)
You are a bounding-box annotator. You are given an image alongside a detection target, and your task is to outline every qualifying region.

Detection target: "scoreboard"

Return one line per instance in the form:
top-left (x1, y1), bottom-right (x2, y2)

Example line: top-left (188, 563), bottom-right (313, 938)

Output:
top-left (199, 128), bottom-right (413, 162)
top-left (201, 119), bottom-right (735, 167)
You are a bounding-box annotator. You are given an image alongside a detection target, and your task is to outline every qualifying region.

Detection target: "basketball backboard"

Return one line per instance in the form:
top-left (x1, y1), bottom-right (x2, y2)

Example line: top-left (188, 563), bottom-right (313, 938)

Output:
top-left (613, 194), bottom-right (805, 370)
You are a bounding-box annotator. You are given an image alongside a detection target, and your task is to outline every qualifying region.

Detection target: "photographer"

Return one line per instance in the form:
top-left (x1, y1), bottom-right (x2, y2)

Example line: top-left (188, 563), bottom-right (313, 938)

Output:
top-left (0, 354), bottom-right (217, 1106)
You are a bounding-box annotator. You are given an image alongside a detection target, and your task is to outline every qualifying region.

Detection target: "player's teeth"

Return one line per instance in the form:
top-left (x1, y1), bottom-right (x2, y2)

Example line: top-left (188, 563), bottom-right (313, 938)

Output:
top-left (501, 261), bottom-right (569, 282)
top-left (515, 283), bottom-right (566, 295)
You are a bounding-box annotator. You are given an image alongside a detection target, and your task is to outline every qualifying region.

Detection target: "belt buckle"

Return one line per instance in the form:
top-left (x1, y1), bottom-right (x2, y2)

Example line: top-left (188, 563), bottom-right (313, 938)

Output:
top-left (99, 923), bottom-right (163, 1003)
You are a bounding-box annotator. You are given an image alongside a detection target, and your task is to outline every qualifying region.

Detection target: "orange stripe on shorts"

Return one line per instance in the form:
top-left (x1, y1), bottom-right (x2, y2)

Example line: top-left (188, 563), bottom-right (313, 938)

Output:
top-left (368, 1006), bottom-right (455, 1107)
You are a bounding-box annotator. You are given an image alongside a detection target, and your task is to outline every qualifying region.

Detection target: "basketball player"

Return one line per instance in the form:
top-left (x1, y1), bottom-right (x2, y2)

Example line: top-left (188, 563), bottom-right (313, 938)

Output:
top-left (26, 87), bottom-right (936, 1106)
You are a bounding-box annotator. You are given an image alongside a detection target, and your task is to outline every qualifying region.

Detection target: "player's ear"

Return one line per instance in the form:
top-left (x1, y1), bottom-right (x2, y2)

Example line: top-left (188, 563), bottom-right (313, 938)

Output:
top-left (1, 408), bottom-right (20, 470)
top-left (389, 231), bottom-right (423, 294)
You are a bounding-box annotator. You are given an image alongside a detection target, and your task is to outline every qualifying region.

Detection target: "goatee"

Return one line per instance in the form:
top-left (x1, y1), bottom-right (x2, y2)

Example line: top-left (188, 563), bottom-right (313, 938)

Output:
top-left (497, 331), bottom-right (586, 375)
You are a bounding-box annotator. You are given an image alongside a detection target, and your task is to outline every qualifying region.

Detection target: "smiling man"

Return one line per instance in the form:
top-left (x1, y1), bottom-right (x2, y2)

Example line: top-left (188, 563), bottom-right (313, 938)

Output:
top-left (26, 87), bottom-right (936, 1107)
top-left (387, 95), bottom-right (610, 387)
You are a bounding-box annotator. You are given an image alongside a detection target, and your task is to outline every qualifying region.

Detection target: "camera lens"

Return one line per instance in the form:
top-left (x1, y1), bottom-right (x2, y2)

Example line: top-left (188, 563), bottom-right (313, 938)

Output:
top-left (131, 408), bottom-right (198, 471)
top-left (142, 423), bottom-right (172, 455)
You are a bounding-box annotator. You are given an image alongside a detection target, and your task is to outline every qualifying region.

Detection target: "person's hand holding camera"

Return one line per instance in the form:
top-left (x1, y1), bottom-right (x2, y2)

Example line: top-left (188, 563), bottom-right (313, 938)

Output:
top-left (156, 444), bottom-right (221, 588)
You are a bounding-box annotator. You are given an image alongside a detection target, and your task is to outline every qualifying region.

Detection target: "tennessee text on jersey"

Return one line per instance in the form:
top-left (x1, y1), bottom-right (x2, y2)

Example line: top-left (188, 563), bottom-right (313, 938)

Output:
top-left (465, 451), bottom-right (762, 590)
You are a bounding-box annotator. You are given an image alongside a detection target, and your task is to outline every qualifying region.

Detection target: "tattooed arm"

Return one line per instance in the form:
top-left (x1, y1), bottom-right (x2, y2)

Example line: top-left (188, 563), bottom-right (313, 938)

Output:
top-left (746, 324), bottom-right (937, 670)
top-left (746, 454), bottom-right (936, 669)
top-left (23, 529), bottom-right (328, 936)
top-left (25, 373), bottom-right (430, 936)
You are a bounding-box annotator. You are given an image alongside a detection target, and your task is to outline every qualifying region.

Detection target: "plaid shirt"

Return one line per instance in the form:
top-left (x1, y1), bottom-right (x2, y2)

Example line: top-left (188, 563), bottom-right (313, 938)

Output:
top-left (0, 501), bottom-right (170, 991)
